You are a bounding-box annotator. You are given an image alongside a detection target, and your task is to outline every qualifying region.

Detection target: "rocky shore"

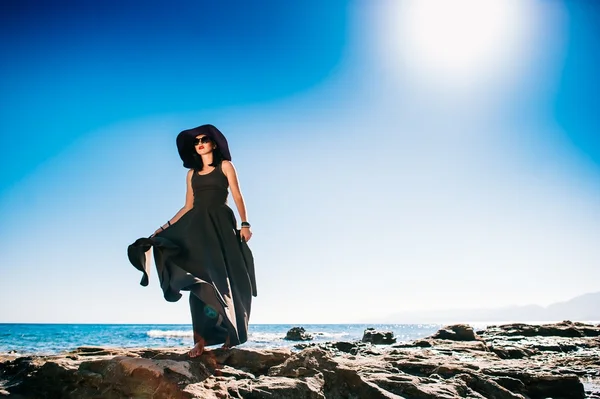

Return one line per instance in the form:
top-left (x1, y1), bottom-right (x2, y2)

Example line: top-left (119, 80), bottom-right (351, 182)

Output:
top-left (1, 321), bottom-right (599, 398)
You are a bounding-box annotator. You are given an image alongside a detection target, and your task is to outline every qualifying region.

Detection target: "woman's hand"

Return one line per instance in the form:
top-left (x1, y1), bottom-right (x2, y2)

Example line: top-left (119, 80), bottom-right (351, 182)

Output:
top-left (240, 227), bottom-right (252, 242)
top-left (152, 224), bottom-right (168, 237)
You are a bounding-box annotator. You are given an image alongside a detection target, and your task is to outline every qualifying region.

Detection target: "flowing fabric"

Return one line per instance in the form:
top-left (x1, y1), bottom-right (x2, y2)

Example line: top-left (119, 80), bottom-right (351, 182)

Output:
top-left (127, 163), bottom-right (257, 346)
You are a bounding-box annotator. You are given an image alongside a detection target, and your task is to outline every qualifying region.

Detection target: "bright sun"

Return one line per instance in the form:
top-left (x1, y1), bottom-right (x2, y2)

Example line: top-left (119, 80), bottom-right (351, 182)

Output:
top-left (383, 0), bottom-right (530, 88)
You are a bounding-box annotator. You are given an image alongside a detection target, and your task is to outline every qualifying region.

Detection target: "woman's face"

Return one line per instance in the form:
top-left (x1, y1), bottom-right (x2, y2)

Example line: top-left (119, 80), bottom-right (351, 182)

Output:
top-left (194, 135), bottom-right (215, 155)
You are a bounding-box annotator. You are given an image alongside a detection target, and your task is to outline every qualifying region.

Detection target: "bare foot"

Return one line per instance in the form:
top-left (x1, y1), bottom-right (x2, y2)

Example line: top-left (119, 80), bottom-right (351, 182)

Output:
top-left (189, 338), bottom-right (205, 358)
top-left (221, 336), bottom-right (231, 349)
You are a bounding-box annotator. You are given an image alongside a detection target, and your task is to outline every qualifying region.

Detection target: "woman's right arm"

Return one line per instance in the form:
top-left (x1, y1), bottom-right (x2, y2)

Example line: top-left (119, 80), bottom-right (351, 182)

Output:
top-left (153, 170), bottom-right (194, 236)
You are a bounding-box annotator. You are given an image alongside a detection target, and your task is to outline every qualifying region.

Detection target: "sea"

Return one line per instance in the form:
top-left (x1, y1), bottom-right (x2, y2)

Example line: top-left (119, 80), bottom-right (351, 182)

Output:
top-left (2, 321), bottom-right (597, 356)
top-left (0, 323), bottom-right (468, 355)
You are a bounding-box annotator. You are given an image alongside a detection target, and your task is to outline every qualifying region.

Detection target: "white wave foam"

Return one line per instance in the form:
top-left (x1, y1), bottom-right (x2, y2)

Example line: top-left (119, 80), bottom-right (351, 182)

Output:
top-left (312, 332), bottom-right (351, 339)
top-left (248, 332), bottom-right (284, 342)
top-left (147, 330), bottom-right (193, 338)
top-left (147, 330), bottom-right (353, 341)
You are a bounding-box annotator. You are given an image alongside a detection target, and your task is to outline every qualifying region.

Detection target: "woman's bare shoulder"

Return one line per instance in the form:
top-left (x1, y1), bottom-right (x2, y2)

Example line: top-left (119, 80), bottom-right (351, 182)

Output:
top-left (221, 160), bottom-right (235, 172)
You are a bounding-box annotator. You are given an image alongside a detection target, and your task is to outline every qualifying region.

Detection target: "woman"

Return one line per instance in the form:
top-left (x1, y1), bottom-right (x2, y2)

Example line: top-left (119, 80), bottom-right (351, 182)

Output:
top-left (127, 124), bottom-right (257, 357)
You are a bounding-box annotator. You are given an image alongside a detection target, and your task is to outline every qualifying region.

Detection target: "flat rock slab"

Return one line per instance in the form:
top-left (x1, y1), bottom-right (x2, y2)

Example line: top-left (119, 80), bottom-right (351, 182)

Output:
top-left (1, 321), bottom-right (599, 398)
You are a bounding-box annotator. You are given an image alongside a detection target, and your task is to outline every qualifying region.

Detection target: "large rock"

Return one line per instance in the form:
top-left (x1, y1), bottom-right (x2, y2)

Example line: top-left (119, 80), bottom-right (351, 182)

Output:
top-left (216, 347), bottom-right (291, 375)
top-left (362, 328), bottom-right (396, 345)
top-left (284, 327), bottom-right (313, 341)
top-left (485, 320), bottom-right (600, 338)
top-left (430, 324), bottom-right (480, 341)
top-left (1, 321), bottom-right (598, 398)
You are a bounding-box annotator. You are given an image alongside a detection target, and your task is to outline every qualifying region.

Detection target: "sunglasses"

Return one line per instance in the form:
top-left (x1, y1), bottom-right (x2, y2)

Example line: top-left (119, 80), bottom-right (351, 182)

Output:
top-left (194, 136), bottom-right (212, 146)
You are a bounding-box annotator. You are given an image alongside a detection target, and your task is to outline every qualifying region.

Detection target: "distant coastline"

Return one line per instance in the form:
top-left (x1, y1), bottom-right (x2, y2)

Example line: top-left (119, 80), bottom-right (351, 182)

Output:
top-left (365, 291), bottom-right (600, 324)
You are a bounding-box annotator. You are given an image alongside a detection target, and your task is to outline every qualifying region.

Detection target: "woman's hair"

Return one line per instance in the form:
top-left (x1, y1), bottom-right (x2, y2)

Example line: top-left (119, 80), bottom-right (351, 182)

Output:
top-left (191, 142), bottom-right (225, 171)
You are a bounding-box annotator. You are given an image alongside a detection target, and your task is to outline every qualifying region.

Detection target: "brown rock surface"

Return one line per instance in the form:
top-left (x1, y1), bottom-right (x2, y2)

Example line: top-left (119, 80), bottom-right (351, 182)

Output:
top-left (284, 327), bottom-right (313, 341)
top-left (362, 328), bottom-right (397, 345)
top-left (1, 321), bottom-right (599, 398)
top-left (430, 324), bottom-right (480, 341)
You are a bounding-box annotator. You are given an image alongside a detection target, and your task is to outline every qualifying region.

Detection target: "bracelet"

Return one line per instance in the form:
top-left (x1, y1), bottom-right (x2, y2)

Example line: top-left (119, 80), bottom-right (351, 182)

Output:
top-left (167, 221), bottom-right (171, 227)
top-left (160, 226), bottom-right (165, 231)
top-left (241, 221), bottom-right (251, 227)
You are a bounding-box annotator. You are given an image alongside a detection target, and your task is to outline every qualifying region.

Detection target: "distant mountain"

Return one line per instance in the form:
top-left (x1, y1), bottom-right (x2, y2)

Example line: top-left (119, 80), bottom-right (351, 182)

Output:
top-left (374, 292), bottom-right (600, 324)
top-left (544, 292), bottom-right (600, 320)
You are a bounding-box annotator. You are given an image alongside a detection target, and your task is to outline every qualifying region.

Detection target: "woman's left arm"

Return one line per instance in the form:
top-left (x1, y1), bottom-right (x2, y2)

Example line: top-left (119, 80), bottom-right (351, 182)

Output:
top-left (222, 160), bottom-right (253, 241)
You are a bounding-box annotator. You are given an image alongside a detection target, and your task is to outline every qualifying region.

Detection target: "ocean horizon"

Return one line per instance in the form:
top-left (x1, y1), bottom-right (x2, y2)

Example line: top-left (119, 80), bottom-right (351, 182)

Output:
top-left (3, 320), bottom-right (596, 356)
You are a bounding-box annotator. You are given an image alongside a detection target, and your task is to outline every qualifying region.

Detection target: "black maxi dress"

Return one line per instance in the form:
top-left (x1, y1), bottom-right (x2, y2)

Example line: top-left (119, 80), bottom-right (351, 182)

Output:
top-left (127, 162), bottom-right (257, 346)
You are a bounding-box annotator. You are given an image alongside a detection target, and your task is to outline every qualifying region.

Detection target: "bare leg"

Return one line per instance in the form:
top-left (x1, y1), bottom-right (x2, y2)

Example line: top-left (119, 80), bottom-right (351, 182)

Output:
top-left (221, 336), bottom-right (231, 349)
top-left (189, 292), bottom-right (207, 357)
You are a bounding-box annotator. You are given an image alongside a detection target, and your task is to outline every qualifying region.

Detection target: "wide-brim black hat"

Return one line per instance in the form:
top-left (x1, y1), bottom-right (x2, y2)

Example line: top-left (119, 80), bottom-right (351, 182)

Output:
top-left (176, 124), bottom-right (231, 168)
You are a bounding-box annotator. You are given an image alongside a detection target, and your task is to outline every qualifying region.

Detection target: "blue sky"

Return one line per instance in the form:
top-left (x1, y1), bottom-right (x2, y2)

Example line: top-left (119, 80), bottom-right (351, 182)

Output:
top-left (1, 0), bottom-right (599, 324)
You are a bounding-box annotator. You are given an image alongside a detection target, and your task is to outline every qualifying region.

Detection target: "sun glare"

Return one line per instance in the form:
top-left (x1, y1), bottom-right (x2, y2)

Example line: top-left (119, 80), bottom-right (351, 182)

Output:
top-left (381, 0), bottom-right (532, 89)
